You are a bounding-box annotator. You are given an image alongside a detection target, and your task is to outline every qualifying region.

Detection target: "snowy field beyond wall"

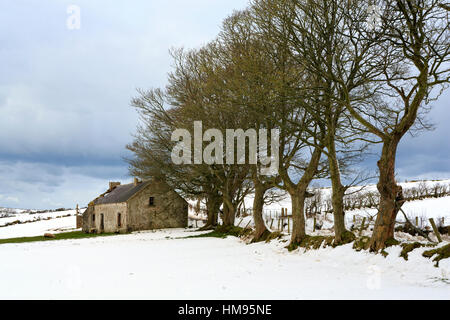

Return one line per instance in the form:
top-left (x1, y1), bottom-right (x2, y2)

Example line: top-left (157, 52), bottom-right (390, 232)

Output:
top-left (189, 180), bottom-right (450, 233)
top-left (250, 179), bottom-right (450, 218)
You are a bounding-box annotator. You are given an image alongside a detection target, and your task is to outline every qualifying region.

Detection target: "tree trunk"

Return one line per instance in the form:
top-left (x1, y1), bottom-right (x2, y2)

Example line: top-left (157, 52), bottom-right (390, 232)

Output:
top-left (252, 183), bottom-right (270, 242)
top-left (201, 192), bottom-right (221, 230)
top-left (328, 150), bottom-right (347, 243)
top-left (280, 145), bottom-right (322, 249)
top-left (369, 137), bottom-right (404, 251)
top-left (331, 180), bottom-right (346, 242)
top-left (222, 196), bottom-right (236, 227)
top-left (325, 112), bottom-right (348, 243)
top-left (290, 191), bottom-right (306, 246)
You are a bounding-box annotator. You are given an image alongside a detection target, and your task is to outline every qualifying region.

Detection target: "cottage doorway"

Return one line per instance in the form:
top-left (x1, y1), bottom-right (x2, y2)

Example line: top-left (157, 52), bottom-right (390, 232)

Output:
top-left (100, 213), bottom-right (104, 232)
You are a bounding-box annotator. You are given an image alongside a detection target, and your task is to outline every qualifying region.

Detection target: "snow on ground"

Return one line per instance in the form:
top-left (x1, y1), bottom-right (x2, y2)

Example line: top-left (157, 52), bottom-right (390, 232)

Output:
top-left (257, 179), bottom-right (450, 212)
top-left (0, 228), bottom-right (448, 299)
top-left (0, 180), bottom-right (449, 299)
top-left (234, 196), bottom-right (450, 235)
top-left (346, 196), bottom-right (450, 224)
top-left (232, 180), bottom-right (450, 231)
top-left (0, 209), bottom-right (78, 227)
top-left (0, 216), bottom-right (78, 239)
top-left (0, 209), bottom-right (79, 239)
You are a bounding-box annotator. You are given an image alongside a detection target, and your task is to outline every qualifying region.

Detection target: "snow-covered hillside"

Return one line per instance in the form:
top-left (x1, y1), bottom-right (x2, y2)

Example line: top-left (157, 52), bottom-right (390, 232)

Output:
top-left (249, 179), bottom-right (450, 215)
top-left (0, 208), bottom-right (79, 240)
top-left (190, 180), bottom-right (450, 232)
top-left (231, 195), bottom-right (450, 235)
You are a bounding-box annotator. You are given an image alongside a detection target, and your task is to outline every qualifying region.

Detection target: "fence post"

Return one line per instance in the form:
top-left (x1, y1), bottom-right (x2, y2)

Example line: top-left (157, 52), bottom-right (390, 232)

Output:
top-left (416, 216), bottom-right (419, 227)
top-left (285, 208), bottom-right (288, 231)
top-left (429, 218), bottom-right (442, 243)
top-left (359, 217), bottom-right (366, 236)
top-left (313, 217), bottom-right (316, 233)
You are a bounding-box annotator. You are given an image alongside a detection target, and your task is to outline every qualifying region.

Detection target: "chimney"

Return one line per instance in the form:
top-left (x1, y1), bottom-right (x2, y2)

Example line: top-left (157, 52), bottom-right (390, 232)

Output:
top-left (109, 182), bottom-right (121, 190)
top-left (134, 177), bottom-right (140, 186)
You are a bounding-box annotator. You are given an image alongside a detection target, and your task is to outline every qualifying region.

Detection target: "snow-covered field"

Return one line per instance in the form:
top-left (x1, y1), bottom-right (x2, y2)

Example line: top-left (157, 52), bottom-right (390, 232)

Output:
top-left (0, 208), bottom-right (78, 240)
top-left (0, 216), bottom-right (77, 240)
top-left (233, 195), bottom-right (450, 233)
top-left (258, 179), bottom-right (450, 211)
top-left (0, 180), bottom-right (449, 300)
top-left (349, 196), bottom-right (450, 224)
top-left (0, 208), bottom-right (75, 226)
top-left (0, 228), bottom-right (448, 299)
top-left (232, 180), bottom-right (450, 230)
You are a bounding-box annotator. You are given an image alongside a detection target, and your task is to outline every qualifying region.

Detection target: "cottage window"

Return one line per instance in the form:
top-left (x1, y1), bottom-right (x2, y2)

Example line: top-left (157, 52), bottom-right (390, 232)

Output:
top-left (149, 197), bottom-right (155, 206)
top-left (118, 213), bottom-right (122, 227)
top-left (92, 214), bottom-right (95, 222)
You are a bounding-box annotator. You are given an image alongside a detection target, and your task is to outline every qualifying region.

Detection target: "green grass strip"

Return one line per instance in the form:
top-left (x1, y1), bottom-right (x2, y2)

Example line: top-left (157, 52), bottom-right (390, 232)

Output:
top-left (0, 231), bottom-right (119, 245)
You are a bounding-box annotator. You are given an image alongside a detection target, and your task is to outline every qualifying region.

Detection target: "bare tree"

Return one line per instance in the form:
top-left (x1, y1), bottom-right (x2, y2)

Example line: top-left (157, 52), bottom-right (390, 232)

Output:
top-left (126, 88), bottom-right (224, 229)
top-left (342, 0), bottom-right (450, 250)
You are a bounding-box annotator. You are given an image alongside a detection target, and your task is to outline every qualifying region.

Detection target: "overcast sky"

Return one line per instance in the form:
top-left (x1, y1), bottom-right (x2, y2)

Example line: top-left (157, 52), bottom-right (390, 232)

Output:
top-left (0, 1), bottom-right (449, 209)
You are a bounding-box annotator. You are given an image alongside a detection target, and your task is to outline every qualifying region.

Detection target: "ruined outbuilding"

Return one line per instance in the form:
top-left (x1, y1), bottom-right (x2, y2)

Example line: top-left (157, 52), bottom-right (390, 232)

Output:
top-left (82, 178), bottom-right (188, 233)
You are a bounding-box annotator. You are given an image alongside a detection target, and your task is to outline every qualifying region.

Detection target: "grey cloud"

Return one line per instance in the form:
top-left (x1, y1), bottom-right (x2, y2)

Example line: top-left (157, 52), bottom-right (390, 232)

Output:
top-left (0, 0), bottom-right (249, 209)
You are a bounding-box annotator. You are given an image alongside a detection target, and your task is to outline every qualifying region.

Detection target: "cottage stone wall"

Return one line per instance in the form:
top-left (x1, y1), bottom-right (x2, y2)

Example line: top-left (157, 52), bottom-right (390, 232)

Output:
top-left (94, 203), bottom-right (128, 233)
top-left (82, 203), bottom-right (127, 233)
top-left (76, 215), bottom-right (82, 229)
top-left (82, 205), bottom-right (93, 232)
top-left (127, 181), bottom-right (188, 231)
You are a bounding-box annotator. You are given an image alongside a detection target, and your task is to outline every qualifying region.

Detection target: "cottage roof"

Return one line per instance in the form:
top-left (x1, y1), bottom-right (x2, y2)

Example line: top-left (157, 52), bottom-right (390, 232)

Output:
top-left (94, 181), bottom-right (151, 205)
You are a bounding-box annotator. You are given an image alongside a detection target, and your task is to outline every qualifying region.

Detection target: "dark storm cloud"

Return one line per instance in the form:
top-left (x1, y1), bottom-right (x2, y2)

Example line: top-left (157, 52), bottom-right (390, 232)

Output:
top-left (396, 90), bottom-right (450, 180)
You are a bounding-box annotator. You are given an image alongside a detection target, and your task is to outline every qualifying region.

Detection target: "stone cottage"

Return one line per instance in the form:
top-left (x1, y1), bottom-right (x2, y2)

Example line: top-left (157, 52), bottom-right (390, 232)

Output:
top-left (82, 178), bottom-right (188, 234)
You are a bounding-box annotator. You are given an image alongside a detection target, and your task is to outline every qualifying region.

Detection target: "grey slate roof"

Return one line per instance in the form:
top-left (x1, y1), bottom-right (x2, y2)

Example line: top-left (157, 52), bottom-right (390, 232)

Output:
top-left (94, 181), bottom-right (151, 205)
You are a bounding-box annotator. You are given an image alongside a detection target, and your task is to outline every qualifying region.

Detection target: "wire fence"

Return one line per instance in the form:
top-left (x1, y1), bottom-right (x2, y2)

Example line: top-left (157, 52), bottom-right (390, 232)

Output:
top-left (189, 206), bottom-right (449, 236)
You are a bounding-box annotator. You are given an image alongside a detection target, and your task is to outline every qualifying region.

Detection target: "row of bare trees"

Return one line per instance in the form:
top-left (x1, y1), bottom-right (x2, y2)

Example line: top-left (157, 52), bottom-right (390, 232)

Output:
top-left (127, 0), bottom-right (449, 251)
